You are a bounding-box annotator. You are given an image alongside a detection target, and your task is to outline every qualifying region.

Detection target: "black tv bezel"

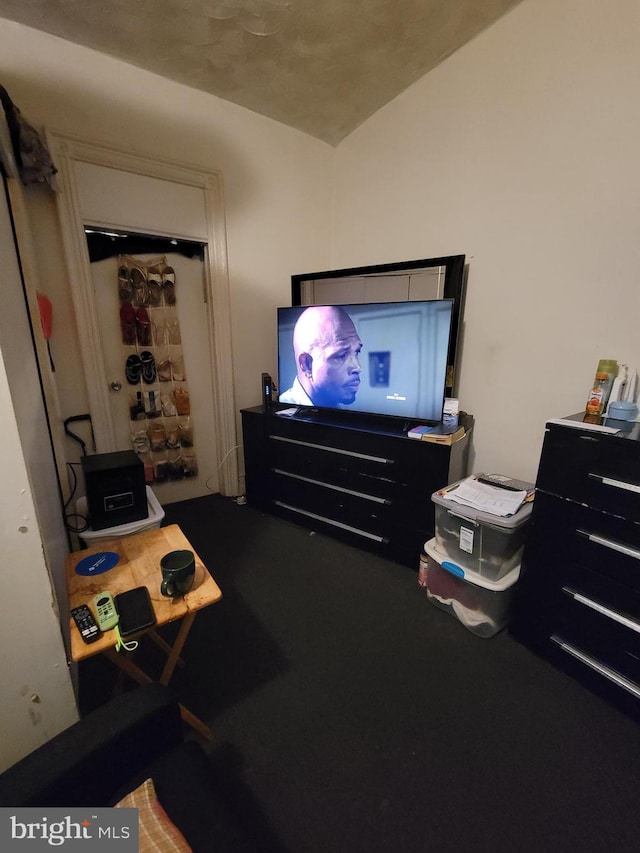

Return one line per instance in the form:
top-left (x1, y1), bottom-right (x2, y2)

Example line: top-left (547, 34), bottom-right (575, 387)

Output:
top-left (291, 254), bottom-right (466, 402)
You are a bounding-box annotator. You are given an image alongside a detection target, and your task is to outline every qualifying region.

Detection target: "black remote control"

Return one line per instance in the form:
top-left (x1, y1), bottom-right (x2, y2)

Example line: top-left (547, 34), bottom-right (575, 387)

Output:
top-left (71, 603), bottom-right (101, 644)
top-left (476, 474), bottom-right (533, 492)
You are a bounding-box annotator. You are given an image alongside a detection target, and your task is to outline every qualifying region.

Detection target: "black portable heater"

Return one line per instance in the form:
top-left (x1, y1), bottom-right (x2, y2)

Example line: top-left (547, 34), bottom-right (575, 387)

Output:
top-left (81, 450), bottom-right (148, 531)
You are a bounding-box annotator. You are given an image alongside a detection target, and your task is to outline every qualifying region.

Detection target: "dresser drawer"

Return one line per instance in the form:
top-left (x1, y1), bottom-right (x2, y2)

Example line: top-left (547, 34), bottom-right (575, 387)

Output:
top-left (562, 564), bottom-right (640, 622)
top-left (272, 471), bottom-right (387, 534)
top-left (537, 425), bottom-right (640, 517)
top-left (271, 468), bottom-right (436, 541)
top-left (526, 492), bottom-right (640, 592)
top-left (550, 636), bottom-right (640, 708)
top-left (554, 590), bottom-right (640, 686)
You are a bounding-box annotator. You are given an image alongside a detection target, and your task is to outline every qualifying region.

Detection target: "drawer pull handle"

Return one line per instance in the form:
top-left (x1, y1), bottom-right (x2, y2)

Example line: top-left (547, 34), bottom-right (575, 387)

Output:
top-left (562, 586), bottom-right (640, 634)
top-left (271, 435), bottom-right (393, 464)
top-left (588, 472), bottom-right (640, 494)
top-left (273, 468), bottom-right (390, 504)
top-left (551, 635), bottom-right (640, 699)
top-left (274, 501), bottom-right (387, 543)
top-left (576, 529), bottom-right (640, 561)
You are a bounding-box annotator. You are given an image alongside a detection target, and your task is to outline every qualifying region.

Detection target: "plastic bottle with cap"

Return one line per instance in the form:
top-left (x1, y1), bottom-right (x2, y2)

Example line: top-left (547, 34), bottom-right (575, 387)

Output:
top-left (585, 372), bottom-right (610, 416)
top-left (418, 546), bottom-right (429, 587)
top-left (596, 359), bottom-right (618, 408)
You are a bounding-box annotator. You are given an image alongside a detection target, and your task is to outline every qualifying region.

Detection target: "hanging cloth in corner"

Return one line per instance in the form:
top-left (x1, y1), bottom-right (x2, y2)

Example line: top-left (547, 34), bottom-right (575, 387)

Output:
top-left (0, 85), bottom-right (58, 188)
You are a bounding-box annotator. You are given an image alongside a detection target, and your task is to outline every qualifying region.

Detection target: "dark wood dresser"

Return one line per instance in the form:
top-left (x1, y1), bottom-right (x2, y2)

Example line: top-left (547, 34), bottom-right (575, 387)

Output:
top-left (511, 413), bottom-right (640, 722)
top-left (241, 406), bottom-right (473, 568)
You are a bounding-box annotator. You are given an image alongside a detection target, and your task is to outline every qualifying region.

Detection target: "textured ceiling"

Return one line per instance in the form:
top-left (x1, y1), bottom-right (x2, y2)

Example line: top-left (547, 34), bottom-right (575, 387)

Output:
top-left (0, 0), bottom-right (523, 145)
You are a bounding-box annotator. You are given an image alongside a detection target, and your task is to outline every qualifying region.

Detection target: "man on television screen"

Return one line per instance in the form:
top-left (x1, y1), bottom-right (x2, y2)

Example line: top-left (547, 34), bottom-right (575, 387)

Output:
top-left (280, 306), bottom-right (363, 408)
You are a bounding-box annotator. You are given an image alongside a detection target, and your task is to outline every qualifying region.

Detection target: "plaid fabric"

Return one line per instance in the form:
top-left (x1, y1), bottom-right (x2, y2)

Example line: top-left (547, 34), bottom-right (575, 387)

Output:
top-left (116, 778), bottom-right (192, 852)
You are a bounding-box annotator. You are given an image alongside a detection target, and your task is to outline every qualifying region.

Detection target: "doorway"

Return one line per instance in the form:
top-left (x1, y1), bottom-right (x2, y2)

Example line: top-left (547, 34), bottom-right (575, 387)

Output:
top-left (46, 133), bottom-right (240, 500)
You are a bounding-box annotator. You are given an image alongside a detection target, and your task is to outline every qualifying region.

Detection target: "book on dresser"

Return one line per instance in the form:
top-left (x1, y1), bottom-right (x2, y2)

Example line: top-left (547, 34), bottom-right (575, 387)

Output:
top-left (407, 424), bottom-right (465, 444)
top-left (407, 424), bottom-right (435, 439)
top-left (421, 425), bottom-right (466, 445)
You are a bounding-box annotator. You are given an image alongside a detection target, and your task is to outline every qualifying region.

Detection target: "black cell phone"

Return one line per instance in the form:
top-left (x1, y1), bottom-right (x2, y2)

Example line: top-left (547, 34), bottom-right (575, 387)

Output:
top-left (114, 587), bottom-right (156, 637)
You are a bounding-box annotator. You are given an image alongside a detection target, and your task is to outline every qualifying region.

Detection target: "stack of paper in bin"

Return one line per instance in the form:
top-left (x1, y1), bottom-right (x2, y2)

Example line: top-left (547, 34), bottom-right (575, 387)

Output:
top-left (438, 476), bottom-right (531, 518)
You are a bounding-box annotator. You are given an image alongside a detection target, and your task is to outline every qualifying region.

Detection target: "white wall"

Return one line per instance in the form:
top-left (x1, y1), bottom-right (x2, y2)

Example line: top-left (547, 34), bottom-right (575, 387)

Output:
top-left (0, 348), bottom-right (77, 772)
top-left (0, 349), bottom-right (76, 772)
top-left (0, 181), bottom-right (76, 772)
top-left (333, 0), bottom-right (640, 482)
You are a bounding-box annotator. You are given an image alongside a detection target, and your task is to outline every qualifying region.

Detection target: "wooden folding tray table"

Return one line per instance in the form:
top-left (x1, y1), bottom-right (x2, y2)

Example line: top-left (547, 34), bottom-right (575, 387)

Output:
top-left (66, 523), bottom-right (222, 740)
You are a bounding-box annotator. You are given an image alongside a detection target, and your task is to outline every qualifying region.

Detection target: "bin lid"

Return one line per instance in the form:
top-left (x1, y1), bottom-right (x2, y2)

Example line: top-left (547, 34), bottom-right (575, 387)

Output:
top-left (431, 475), bottom-right (534, 528)
top-left (424, 538), bottom-right (521, 591)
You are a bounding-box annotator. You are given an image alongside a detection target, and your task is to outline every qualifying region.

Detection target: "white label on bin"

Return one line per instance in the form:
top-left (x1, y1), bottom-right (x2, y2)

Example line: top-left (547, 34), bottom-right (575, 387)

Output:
top-left (459, 525), bottom-right (474, 553)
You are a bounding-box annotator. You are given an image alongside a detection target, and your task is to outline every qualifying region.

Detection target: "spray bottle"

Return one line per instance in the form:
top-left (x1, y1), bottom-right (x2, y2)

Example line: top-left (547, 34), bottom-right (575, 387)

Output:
top-left (589, 359), bottom-right (618, 412)
top-left (609, 364), bottom-right (628, 405)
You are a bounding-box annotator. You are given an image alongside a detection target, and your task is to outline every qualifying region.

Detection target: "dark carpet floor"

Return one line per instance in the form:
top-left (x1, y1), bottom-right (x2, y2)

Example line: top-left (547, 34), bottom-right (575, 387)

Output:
top-left (79, 494), bottom-right (640, 853)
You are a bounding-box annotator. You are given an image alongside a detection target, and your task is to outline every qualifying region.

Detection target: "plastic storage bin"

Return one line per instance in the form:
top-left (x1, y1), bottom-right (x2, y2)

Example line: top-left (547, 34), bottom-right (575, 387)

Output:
top-left (423, 538), bottom-right (520, 638)
top-left (76, 486), bottom-right (164, 546)
top-left (431, 479), bottom-right (533, 581)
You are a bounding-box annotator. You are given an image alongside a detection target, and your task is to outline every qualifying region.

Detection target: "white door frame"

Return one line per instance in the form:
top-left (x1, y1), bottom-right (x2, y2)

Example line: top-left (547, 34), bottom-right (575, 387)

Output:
top-left (46, 131), bottom-right (239, 497)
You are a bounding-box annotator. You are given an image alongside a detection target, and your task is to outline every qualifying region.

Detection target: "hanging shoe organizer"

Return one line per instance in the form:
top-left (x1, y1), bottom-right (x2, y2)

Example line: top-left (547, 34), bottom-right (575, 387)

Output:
top-left (118, 254), bottom-right (198, 485)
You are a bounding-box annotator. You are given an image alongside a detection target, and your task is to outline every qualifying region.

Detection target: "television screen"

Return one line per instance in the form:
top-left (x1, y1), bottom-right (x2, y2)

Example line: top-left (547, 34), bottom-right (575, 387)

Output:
top-left (277, 299), bottom-right (454, 424)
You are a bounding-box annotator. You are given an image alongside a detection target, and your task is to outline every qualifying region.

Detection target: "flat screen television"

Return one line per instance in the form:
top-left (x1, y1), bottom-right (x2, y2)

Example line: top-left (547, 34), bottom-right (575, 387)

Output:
top-left (277, 298), bottom-right (454, 426)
